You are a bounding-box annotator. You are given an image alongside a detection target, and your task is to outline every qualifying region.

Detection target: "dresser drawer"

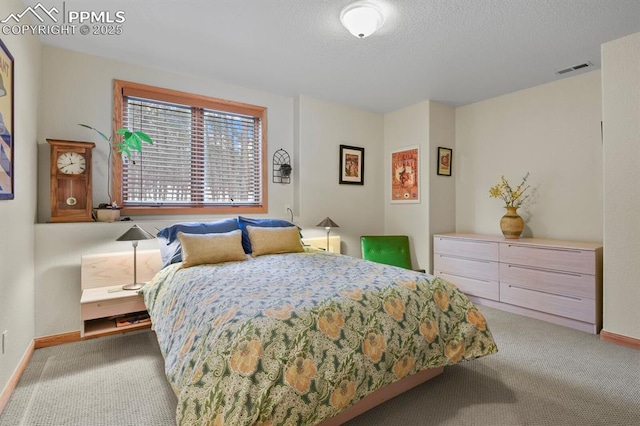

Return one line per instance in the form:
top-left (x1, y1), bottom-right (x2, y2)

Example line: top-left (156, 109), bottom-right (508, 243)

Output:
top-left (500, 283), bottom-right (595, 323)
top-left (434, 270), bottom-right (499, 301)
top-left (500, 242), bottom-right (595, 275)
top-left (434, 236), bottom-right (499, 261)
top-left (500, 263), bottom-right (595, 299)
top-left (434, 254), bottom-right (499, 281)
top-left (81, 295), bottom-right (146, 321)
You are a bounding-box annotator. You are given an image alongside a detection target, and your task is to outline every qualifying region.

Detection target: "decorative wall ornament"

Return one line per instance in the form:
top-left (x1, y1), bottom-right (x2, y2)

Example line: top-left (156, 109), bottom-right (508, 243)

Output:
top-left (273, 148), bottom-right (291, 184)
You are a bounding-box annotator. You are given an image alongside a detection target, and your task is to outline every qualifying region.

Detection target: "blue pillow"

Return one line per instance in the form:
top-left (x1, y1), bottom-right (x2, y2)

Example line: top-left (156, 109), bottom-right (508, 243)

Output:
top-left (237, 216), bottom-right (295, 253)
top-left (157, 218), bottom-right (240, 267)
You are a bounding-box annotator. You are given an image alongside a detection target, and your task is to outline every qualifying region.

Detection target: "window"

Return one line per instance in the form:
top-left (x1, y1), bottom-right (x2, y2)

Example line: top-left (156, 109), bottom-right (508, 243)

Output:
top-left (113, 80), bottom-right (267, 215)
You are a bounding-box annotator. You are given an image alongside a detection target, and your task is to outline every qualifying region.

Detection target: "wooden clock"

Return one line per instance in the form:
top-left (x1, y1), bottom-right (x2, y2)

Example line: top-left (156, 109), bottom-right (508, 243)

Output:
top-left (47, 139), bottom-right (95, 222)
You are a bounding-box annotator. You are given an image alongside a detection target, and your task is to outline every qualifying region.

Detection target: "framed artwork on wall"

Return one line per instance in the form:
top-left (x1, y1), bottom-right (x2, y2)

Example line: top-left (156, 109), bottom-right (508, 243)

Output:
top-left (391, 146), bottom-right (420, 203)
top-left (0, 38), bottom-right (14, 200)
top-left (339, 145), bottom-right (364, 185)
top-left (437, 147), bottom-right (452, 176)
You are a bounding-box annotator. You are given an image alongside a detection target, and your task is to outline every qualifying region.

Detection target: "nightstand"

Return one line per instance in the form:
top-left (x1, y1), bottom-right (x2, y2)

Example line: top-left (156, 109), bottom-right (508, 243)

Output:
top-left (80, 285), bottom-right (150, 338)
top-left (80, 250), bottom-right (162, 339)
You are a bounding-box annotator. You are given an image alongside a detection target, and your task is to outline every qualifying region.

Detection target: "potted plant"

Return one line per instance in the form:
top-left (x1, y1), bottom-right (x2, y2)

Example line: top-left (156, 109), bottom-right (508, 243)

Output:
top-left (280, 163), bottom-right (292, 177)
top-left (489, 172), bottom-right (530, 239)
top-left (79, 124), bottom-right (153, 222)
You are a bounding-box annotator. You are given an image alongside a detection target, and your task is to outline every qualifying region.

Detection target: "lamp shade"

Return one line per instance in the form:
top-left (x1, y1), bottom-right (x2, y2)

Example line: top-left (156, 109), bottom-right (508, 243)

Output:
top-left (340, 2), bottom-right (385, 38)
top-left (316, 217), bottom-right (339, 228)
top-left (116, 224), bottom-right (155, 242)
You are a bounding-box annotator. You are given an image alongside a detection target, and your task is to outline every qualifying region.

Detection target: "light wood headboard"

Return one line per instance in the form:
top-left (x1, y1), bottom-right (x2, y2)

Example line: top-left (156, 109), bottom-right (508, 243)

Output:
top-left (80, 235), bottom-right (341, 290)
top-left (302, 236), bottom-right (341, 253)
top-left (80, 249), bottom-right (162, 290)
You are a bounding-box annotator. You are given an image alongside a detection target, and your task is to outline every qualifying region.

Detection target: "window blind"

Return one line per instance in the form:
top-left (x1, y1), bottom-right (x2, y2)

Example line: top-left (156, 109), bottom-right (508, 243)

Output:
top-left (121, 96), bottom-right (263, 207)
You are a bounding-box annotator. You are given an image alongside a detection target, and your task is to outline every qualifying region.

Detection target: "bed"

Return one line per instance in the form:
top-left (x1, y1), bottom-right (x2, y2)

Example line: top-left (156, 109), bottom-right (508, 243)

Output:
top-left (141, 218), bottom-right (497, 425)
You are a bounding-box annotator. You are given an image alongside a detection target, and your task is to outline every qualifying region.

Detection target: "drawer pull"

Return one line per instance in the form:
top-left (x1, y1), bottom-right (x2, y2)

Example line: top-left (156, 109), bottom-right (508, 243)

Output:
top-left (508, 284), bottom-right (583, 301)
top-left (440, 272), bottom-right (491, 283)
top-left (438, 254), bottom-right (492, 264)
top-left (506, 264), bottom-right (582, 277)
top-left (439, 237), bottom-right (492, 245)
top-left (507, 244), bottom-right (582, 254)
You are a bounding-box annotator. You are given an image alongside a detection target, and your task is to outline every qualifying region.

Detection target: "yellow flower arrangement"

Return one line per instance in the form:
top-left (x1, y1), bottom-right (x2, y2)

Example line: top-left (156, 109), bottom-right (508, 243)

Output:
top-left (489, 172), bottom-right (530, 208)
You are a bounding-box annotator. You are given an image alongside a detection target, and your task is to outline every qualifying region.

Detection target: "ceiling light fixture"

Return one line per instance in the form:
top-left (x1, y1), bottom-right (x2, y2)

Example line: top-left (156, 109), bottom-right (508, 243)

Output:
top-left (340, 2), bottom-right (385, 39)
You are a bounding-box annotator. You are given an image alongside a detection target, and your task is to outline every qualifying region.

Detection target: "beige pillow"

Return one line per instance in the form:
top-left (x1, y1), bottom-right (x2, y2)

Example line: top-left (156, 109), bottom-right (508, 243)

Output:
top-left (177, 230), bottom-right (247, 268)
top-left (246, 225), bottom-right (304, 257)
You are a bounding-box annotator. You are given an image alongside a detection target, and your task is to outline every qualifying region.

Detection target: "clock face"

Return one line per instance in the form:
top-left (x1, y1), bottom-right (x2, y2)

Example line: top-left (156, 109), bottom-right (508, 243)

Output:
top-left (57, 152), bottom-right (86, 175)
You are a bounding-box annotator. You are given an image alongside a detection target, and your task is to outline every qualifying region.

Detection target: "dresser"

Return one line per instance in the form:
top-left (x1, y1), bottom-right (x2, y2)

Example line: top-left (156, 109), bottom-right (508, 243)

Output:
top-left (433, 233), bottom-right (603, 334)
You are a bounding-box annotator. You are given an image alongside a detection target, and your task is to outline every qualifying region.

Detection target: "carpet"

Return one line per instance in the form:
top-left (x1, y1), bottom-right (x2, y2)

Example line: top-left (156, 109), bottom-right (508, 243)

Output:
top-left (1, 306), bottom-right (639, 425)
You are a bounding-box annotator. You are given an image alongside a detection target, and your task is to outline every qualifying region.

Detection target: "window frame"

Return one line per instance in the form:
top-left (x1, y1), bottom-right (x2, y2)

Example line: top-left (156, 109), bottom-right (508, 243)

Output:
top-left (112, 80), bottom-right (268, 215)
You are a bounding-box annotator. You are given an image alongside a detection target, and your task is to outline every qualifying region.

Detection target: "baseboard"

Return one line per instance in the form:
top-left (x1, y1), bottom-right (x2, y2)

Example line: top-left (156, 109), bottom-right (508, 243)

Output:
top-left (1, 331), bottom-right (85, 415)
top-left (0, 340), bottom-right (35, 415)
top-left (34, 331), bottom-right (81, 349)
top-left (600, 330), bottom-right (640, 350)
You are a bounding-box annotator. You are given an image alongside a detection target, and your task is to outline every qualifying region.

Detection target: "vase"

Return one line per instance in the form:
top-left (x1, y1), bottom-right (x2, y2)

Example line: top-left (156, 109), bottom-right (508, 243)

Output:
top-left (500, 206), bottom-right (524, 239)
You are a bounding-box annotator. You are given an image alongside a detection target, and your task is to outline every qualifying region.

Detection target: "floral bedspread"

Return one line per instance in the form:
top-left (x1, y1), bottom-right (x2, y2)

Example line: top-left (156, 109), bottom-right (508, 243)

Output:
top-left (141, 251), bottom-right (497, 426)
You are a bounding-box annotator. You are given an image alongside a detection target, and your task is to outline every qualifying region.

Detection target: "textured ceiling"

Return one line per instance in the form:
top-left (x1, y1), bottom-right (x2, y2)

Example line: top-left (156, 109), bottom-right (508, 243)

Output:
top-left (22, 0), bottom-right (640, 112)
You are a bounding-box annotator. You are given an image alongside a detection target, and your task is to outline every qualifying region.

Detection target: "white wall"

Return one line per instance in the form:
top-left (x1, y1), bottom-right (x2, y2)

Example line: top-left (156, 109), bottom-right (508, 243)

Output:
top-left (0, 0), bottom-right (40, 398)
top-left (384, 101), bottom-right (431, 270)
top-left (24, 34), bottom-right (632, 347)
top-left (37, 46), bottom-right (295, 223)
top-left (455, 71), bottom-right (603, 242)
top-left (34, 49), bottom-right (388, 336)
top-left (34, 220), bottom-right (171, 336)
top-left (602, 32), bottom-right (640, 340)
top-left (428, 102), bottom-right (456, 268)
top-left (295, 95), bottom-right (384, 257)
top-left (35, 46), bottom-right (298, 336)
top-left (383, 101), bottom-right (456, 272)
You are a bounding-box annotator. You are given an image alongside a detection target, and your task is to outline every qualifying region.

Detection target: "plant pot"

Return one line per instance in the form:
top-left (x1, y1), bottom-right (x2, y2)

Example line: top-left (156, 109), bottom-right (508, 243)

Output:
top-left (95, 208), bottom-right (121, 223)
top-left (500, 206), bottom-right (524, 239)
top-left (280, 164), bottom-right (292, 177)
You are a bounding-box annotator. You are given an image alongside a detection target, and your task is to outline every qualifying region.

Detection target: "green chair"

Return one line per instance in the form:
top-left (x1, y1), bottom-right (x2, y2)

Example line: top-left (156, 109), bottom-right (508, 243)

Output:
top-left (360, 235), bottom-right (415, 270)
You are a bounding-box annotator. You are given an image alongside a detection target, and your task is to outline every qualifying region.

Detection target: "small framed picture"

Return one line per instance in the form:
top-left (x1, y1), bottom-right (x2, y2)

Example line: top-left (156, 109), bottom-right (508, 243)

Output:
top-left (391, 146), bottom-right (420, 203)
top-left (339, 145), bottom-right (364, 185)
top-left (437, 147), bottom-right (452, 176)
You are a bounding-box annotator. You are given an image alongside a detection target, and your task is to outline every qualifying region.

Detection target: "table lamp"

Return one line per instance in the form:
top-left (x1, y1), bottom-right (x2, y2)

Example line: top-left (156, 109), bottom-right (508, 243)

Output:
top-left (316, 217), bottom-right (339, 252)
top-left (116, 224), bottom-right (155, 290)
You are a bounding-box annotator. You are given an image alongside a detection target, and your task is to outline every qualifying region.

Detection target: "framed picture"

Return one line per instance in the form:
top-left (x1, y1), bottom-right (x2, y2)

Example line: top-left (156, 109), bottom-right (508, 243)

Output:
top-left (339, 145), bottom-right (364, 185)
top-left (0, 38), bottom-right (14, 200)
top-left (391, 146), bottom-right (420, 203)
top-left (437, 147), bottom-right (452, 176)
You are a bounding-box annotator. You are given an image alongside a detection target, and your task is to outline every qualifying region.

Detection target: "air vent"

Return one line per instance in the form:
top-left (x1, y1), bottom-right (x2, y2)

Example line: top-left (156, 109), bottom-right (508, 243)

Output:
top-left (556, 62), bottom-right (593, 75)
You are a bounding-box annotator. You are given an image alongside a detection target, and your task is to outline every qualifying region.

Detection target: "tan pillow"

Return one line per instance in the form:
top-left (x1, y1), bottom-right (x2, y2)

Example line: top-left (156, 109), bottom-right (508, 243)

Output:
top-left (246, 225), bottom-right (304, 257)
top-left (177, 230), bottom-right (247, 268)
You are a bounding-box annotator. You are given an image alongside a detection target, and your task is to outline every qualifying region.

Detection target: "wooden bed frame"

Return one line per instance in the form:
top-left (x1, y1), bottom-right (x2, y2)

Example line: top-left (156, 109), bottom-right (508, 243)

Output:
top-left (318, 367), bottom-right (444, 425)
